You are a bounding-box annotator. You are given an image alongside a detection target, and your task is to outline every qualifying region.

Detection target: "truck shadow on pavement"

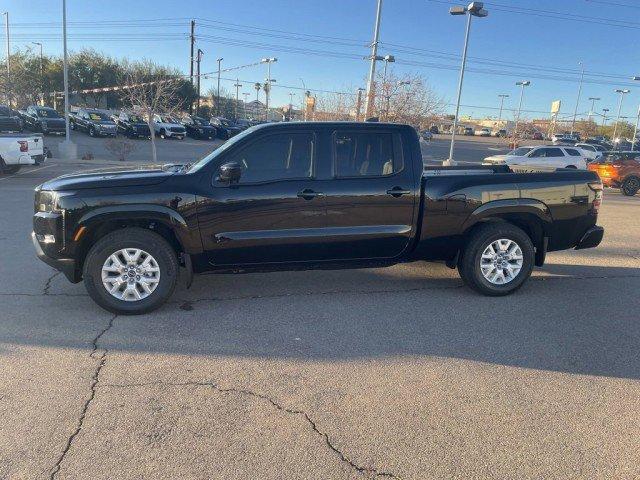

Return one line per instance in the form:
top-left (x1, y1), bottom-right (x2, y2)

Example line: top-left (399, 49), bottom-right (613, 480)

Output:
top-left (2, 261), bottom-right (640, 380)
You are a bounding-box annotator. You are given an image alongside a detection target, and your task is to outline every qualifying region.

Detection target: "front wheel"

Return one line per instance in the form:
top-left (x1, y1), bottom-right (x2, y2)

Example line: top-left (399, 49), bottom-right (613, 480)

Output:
top-left (89, 126), bottom-right (96, 137)
top-left (621, 177), bottom-right (639, 196)
top-left (83, 228), bottom-right (179, 315)
top-left (458, 223), bottom-right (534, 296)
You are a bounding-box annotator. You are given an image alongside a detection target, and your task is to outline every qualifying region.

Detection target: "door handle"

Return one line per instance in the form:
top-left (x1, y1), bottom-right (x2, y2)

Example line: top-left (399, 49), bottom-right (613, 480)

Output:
top-left (386, 186), bottom-right (411, 197)
top-left (297, 189), bottom-right (324, 200)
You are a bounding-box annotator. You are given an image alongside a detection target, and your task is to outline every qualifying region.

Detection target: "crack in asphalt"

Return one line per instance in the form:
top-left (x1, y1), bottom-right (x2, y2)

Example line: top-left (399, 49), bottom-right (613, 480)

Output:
top-left (43, 271), bottom-right (61, 295)
top-left (102, 380), bottom-right (401, 479)
top-left (49, 314), bottom-right (117, 480)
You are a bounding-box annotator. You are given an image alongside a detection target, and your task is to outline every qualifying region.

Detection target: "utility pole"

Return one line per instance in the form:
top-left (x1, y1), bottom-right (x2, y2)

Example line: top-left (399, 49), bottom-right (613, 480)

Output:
top-left (355, 87), bottom-right (364, 121)
top-left (254, 82), bottom-right (261, 119)
top-left (3, 12), bottom-right (9, 107)
top-left (613, 88), bottom-right (630, 141)
top-left (588, 97), bottom-right (600, 122)
top-left (261, 58), bottom-right (277, 121)
top-left (364, 0), bottom-right (383, 120)
top-left (189, 20), bottom-right (195, 83)
top-left (570, 61), bottom-right (584, 136)
top-left (196, 49), bottom-right (203, 116)
top-left (234, 78), bottom-right (242, 120)
top-left (216, 57), bottom-right (223, 115)
top-left (602, 108), bottom-right (609, 128)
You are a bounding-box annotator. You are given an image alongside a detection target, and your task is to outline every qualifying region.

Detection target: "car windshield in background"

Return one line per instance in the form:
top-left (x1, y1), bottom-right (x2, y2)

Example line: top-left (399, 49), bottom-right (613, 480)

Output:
top-left (129, 115), bottom-right (144, 123)
top-left (89, 112), bottom-right (110, 121)
top-left (37, 109), bottom-right (60, 118)
top-left (160, 116), bottom-right (179, 123)
top-left (194, 117), bottom-right (211, 126)
top-left (508, 147), bottom-right (533, 156)
top-left (218, 118), bottom-right (231, 126)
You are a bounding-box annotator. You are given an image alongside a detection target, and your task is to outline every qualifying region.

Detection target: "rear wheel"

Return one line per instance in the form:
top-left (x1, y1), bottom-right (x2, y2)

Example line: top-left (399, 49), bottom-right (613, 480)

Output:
top-left (621, 176), bottom-right (639, 196)
top-left (458, 223), bottom-right (534, 296)
top-left (83, 228), bottom-right (179, 315)
top-left (89, 126), bottom-right (96, 137)
top-left (159, 129), bottom-right (166, 139)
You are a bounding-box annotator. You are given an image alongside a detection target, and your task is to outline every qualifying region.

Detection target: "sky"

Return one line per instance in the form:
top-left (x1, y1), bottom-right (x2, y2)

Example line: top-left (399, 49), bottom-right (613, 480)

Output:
top-left (5, 0), bottom-right (640, 122)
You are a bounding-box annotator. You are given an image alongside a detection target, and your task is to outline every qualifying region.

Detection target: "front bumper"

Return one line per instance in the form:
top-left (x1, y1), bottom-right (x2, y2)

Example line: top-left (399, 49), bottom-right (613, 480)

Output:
top-left (575, 225), bottom-right (604, 250)
top-left (32, 231), bottom-right (79, 282)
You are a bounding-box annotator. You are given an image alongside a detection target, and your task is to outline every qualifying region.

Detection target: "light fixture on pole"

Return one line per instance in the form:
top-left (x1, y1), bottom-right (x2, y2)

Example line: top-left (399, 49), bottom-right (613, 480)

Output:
top-left (570, 62), bottom-right (584, 136)
top-left (497, 94), bottom-right (509, 123)
top-left (261, 57), bottom-right (277, 121)
top-left (382, 54), bottom-right (395, 85)
top-left (513, 80), bottom-right (531, 140)
top-left (445, 1), bottom-right (488, 166)
top-left (612, 88), bottom-right (630, 141)
top-left (364, 0), bottom-right (384, 120)
top-left (588, 97), bottom-right (600, 121)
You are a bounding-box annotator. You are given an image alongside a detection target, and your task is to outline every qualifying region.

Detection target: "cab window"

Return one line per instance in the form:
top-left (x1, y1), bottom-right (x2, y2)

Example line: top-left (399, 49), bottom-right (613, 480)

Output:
top-left (333, 132), bottom-right (401, 177)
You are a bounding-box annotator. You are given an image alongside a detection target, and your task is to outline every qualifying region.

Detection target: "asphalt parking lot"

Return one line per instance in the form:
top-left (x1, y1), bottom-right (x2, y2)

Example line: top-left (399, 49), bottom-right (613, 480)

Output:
top-left (1, 152), bottom-right (639, 479)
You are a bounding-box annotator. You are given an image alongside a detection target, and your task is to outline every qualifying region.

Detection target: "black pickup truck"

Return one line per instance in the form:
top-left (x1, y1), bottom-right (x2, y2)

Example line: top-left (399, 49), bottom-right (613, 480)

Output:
top-left (32, 122), bottom-right (604, 314)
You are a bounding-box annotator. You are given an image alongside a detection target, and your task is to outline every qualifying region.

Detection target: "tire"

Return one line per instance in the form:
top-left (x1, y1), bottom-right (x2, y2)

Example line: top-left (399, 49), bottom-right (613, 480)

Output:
top-left (83, 228), bottom-right (179, 315)
top-left (89, 126), bottom-right (95, 137)
top-left (70, 122), bottom-right (75, 130)
top-left (621, 177), bottom-right (640, 196)
top-left (159, 129), bottom-right (166, 139)
top-left (458, 223), bottom-right (534, 296)
top-left (0, 157), bottom-right (20, 174)
top-left (565, 165), bottom-right (577, 169)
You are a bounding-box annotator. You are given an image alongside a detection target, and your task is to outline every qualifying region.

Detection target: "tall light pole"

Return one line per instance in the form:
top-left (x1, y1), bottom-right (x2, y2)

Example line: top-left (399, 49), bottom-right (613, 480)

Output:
top-left (355, 87), bottom-right (365, 121)
top-left (497, 94), bottom-right (509, 123)
top-left (60, 0), bottom-right (75, 158)
top-left (242, 92), bottom-right (250, 118)
top-left (288, 92), bottom-right (296, 121)
top-left (195, 49), bottom-right (203, 116)
top-left (253, 82), bottom-right (261, 119)
top-left (513, 80), bottom-right (531, 139)
top-left (588, 97), bottom-right (600, 122)
top-left (445, 2), bottom-right (488, 166)
top-left (601, 108), bottom-right (609, 128)
top-left (31, 42), bottom-right (44, 105)
top-left (215, 57), bottom-right (223, 115)
top-left (382, 54), bottom-right (395, 85)
top-left (570, 62), bottom-right (584, 135)
top-left (261, 57), bottom-right (277, 121)
top-left (385, 80), bottom-right (410, 121)
top-left (233, 79), bottom-right (242, 121)
top-left (364, 0), bottom-right (383, 120)
top-left (612, 88), bottom-right (630, 141)
top-left (3, 12), bottom-right (9, 106)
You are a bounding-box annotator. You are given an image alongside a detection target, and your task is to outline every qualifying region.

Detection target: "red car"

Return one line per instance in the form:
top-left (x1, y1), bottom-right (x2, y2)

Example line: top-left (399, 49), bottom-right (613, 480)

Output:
top-left (587, 152), bottom-right (640, 196)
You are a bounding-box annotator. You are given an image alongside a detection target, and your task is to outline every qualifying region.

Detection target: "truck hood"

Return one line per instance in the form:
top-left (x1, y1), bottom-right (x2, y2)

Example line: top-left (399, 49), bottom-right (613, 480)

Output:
top-left (483, 154), bottom-right (508, 164)
top-left (38, 164), bottom-right (177, 191)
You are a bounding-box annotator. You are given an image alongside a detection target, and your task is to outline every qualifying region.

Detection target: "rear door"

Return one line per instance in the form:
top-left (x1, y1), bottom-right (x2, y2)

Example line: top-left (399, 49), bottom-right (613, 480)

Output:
top-left (524, 147), bottom-right (567, 169)
top-left (320, 128), bottom-right (416, 260)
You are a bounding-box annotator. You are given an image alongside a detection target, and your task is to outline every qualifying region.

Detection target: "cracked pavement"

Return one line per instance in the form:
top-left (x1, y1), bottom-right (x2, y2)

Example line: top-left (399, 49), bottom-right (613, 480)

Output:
top-left (1, 160), bottom-right (640, 480)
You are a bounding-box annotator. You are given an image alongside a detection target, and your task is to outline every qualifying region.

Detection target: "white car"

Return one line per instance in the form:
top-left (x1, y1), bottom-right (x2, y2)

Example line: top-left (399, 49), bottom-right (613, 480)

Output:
top-left (575, 143), bottom-right (606, 162)
top-left (152, 114), bottom-right (186, 140)
top-left (0, 133), bottom-right (45, 174)
top-left (475, 127), bottom-right (491, 137)
top-left (483, 145), bottom-right (588, 171)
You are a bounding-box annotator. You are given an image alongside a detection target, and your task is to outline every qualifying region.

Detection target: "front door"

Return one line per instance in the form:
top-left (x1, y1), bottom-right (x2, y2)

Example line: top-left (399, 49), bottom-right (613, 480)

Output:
top-left (320, 129), bottom-right (417, 260)
top-left (196, 130), bottom-right (328, 266)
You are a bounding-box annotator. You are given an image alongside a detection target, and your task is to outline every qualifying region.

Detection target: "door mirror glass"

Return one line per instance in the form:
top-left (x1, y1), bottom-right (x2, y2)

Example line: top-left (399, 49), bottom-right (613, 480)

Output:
top-left (217, 161), bottom-right (242, 184)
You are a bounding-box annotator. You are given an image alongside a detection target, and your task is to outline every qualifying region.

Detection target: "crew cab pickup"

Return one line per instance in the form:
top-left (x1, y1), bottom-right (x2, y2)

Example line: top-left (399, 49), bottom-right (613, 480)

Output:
top-left (70, 108), bottom-right (117, 137)
top-left (1, 133), bottom-right (45, 174)
top-left (32, 122), bottom-right (604, 314)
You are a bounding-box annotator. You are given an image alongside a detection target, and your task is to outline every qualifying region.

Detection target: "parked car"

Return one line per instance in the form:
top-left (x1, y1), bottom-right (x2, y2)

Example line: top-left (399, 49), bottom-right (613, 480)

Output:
top-left (532, 131), bottom-right (544, 140)
top-left (114, 112), bottom-right (151, 139)
top-left (420, 130), bottom-right (433, 141)
top-left (32, 122), bottom-right (604, 314)
top-left (493, 129), bottom-right (507, 137)
top-left (575, 143), bottom-right (606, 161)
top-left (234, 119), bottom-right (253, 131)
top-left (483, 145), bottom-right (588, 170)
top-left (70, 108), bottom-right (117, 137)
top-left (23, 106), bottom-right (65, 135)
top-left (475, 128), bottom-right (491, 137)
top-left (181, 115), bottom-right (218, 140)
top-left (153, 114), bottom-right (186, 140)
top-left (0, 105), bottom-right (23, 132)
top-left (210, 117), bottom-right (242, 139)
top-left (429, 125), bottom-right (439, 134)
top-left (0, 133), bottom-right (45, 174)
top-left (552, 133), bottom-right (579, 145)
top-left (463, 127), bottom-right (474, 136)
top-left (588, 151), bottom-right (640, 196)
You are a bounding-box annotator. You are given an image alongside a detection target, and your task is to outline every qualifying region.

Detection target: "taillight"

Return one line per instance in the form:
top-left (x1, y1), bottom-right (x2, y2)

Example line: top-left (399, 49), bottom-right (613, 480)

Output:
top-left (18, 140), bottom-right (28, 152)
top-left (588, 181), bottom-right (603, 213)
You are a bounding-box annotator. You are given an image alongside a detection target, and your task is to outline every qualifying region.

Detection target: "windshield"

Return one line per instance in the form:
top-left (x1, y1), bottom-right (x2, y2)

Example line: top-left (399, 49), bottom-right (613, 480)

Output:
top-left (187, 126), bottom-right (259, 174)
top-left (129, 115), bottom-right (144, 123)
top-left (507, 147), bottom-right (533, 156)
top-left (193, 117), bottom-right (210, 126)
top-left (88, 111), bottom-right (110, 121)
top-left (160, 116), bottom-right (178, 123)
top-left (37, 109), bottom-right (60, 118)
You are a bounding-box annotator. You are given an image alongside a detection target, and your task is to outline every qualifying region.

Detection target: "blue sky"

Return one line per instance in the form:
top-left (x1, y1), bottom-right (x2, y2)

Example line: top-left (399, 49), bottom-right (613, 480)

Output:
top-left (6, 0), bottom-right (640, 122)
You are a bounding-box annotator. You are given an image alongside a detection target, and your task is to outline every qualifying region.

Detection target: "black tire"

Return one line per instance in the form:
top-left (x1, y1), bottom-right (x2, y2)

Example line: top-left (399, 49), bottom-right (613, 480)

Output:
top-left (621, 176), bottom-right (640, 196)
top-left (0, 157), bottom-right (20, 174)
top-left (70, 122), bottom-right (76, 130)
top-left (83, 228), bottom-right (179, 315)
top-left (89, 126), bottom-right (95, 137)
top-left (458, 223), bottom-right (534, 296)
top-left (159, 129), bottom-right (166, 139)
top-left (565, 165), bottom-right (577, 169)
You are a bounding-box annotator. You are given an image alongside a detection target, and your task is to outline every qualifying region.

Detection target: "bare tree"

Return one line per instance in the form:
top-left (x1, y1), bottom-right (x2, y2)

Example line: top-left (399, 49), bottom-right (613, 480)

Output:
top-left (105, 136), bottom-right (137, 162)
top-left (119, 63), bottom-right (185, 163)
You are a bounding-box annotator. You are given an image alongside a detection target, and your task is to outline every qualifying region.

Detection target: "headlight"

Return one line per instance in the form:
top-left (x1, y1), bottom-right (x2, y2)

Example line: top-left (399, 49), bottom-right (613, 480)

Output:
top-left (36, 190), bottom-right (75, 213)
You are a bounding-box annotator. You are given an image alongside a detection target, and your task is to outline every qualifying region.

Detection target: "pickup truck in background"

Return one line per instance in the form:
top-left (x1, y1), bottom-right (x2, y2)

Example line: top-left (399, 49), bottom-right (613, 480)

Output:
top-left (0, 133), bottom-right (45, 174)
top-left (22, 105), bottom-right (66, 135)
top-left (0, 105), bottom-right (23, 133)
top-left (32, 122), bottom-right (604, 314)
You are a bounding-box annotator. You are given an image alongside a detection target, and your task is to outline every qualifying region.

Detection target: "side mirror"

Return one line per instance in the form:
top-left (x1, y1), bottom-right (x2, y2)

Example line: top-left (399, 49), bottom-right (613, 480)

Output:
top-left (217, 161), bottom-right (242, 184)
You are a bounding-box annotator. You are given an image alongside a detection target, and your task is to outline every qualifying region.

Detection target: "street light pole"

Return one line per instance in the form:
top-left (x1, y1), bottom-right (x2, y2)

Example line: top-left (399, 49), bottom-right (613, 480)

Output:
top-left (570, 62), bottom-right (584, 135)
top-left (613, 88), bottom-right (630, 141)
top-left (588, 97), bottom-right (600, 122)
top-left (497, 94), bottom-right (509, 123)
top-left (3, 12), bottom-right (9, 107)
top-left (364, 0), bottom-right (383, 120)
top-left (446, 2), bottom-right (488, 166)
top-left (601, 108), bottom-right (609, 128)
top-left (216, 57), bottom-right (223, 115)
top-left (233, 79), bottom-right (242, 121)
top-left (32, 42), bottom-right (44, 105)
top-left (60, 0), bottom-right (75, 159)
top-left (514, 80), bottom-right (531, 140)
top-left (196, 49), bottom-right (203, 116)
top-left (261, 58), bottom-right (277, 121)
